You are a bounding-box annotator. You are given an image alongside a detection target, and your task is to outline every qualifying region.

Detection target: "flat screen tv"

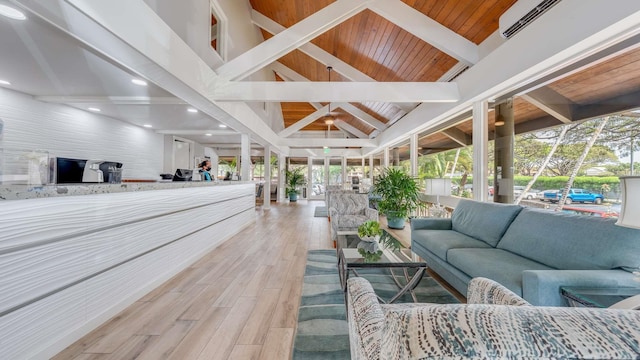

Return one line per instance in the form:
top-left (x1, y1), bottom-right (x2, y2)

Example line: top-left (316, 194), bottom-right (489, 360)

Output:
top-left (173, 169), bottom-right (193, 181)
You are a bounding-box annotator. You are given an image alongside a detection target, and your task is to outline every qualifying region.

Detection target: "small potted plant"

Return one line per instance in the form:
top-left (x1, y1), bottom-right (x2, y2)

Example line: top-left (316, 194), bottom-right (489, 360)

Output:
top-left (285, 167), bottom-right (306, 202)
top-left (372, 167), bottom-right (420, 229)
top-left (358, 220), bottom-right (382, 242)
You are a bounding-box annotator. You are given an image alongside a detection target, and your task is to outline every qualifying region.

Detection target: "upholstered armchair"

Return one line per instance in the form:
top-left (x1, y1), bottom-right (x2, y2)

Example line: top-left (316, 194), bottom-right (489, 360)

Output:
top-left (325, 189), bottom-right (354, 220)
top-left (329, 193), bottom-right (378, 240)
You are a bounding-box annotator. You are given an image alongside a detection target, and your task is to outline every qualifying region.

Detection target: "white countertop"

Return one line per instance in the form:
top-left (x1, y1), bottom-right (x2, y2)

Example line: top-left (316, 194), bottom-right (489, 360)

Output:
top-left (0, 181), bottom-right (254, 201)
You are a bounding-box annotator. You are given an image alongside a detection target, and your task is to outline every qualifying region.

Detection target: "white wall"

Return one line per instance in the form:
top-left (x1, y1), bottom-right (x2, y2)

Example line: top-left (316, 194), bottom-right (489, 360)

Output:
top-left (0, 88), bottom-right (164, 180)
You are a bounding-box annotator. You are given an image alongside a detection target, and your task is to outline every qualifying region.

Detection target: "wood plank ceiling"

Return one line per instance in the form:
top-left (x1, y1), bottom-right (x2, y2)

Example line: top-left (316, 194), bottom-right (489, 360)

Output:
top-left (249, 0), bottom-right (518, 136)
top-left (248, 0), bottom-right (640, 157)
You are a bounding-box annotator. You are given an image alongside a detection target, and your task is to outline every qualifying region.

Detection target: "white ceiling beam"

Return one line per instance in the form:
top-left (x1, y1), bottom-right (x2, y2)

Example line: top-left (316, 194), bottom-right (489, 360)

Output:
top-left (441, 128), bottom-right (471, 146)
top-left (279, 105), bottom-right (330, 138)
top-left (251, 9), bottom-right (374, 82)
top-left (283, 138), bottom-right (375, 148)
top-left (209, 81), bottom-right (459, 103)
top-left (269, 62), bottom-right (323, 109)
top-left (289, 148), bottom-right (364, 157)
top-left (521, 87), bottom-right (575, 124)
top-left (156, 130), bottom-right (238, 135)
top-left (368, 0), bottom-right (479, 65)
top-left (216, 0), bottom-right (369, 80)
top-left (34, 96), bottom-right (186, 105)
top-left (255, 14), bottom-right (415, 113)
top-left (334, 102), bottom-right (387, 130)
top-left (333, 119), bottom-right (368, 138)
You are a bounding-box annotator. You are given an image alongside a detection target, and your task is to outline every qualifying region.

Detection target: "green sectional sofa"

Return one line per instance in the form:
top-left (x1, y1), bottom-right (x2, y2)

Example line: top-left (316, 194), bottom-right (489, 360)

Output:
top-left (411, 199), bottom-right (640, 306)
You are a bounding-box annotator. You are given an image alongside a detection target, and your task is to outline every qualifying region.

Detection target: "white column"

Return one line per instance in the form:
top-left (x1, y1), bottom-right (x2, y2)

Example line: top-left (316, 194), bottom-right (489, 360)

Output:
top-left (307, 157), bottom-right (313, 199)
top-left (369, 154), bottom-right (374, 182)
top-left (240, 133), bottom-right (250, 181)
top-left (361, 157), bottom-right (365, 180)
top-left (472, 100), bottom-right (489, 202)
top-left (383, 147), bottom-right (390, 168)
top-left (324, 157), bottom-right (329, 188)
top-left (263, 146), bottom-right (271, 209)
top-left (278, 153), bottom-right (286, 202)
top-left (342, 157), bottom-right (347, 187)
top-left (410, 133), bottom-right (418, 178)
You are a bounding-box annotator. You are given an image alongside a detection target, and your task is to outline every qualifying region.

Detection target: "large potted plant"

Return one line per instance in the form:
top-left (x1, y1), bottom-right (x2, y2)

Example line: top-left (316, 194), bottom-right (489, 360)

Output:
top-left (285, 167), bottom-right (306, 202)
top-left (372, 167), bottom-right (420, 229)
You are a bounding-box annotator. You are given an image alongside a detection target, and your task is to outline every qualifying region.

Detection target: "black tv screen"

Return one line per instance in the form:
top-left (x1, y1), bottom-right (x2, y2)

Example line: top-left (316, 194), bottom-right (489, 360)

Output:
top-left (173, 169), bottom-right (193, 181)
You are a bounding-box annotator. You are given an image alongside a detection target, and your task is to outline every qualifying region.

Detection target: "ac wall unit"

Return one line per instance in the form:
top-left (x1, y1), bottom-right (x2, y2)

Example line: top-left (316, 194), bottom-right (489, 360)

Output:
top-left (499, 0), bottom-right (561, 39)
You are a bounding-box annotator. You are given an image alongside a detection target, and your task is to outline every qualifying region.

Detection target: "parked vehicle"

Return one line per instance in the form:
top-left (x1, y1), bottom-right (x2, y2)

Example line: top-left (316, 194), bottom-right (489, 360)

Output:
top-left (561, 206), bottom-right (618, 218)
top-left (513, 186), bottom-right (540, 200)
top-left (542, 188), bottom-right (604, 205)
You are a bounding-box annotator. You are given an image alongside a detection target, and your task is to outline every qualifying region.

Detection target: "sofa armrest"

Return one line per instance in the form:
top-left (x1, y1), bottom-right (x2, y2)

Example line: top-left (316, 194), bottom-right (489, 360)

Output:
top-left (522, 269), bottom-right (638, 306)
top-left (329, 206), bottom-right (338, 218)
top-left (410, 218), bottom-right (452, 231)
top-left (364, 207), bottom-right (378, 221)
top-left (347, 278), bottom-right (384, 360)
top-left (467, 277), bottom-right (531, 306)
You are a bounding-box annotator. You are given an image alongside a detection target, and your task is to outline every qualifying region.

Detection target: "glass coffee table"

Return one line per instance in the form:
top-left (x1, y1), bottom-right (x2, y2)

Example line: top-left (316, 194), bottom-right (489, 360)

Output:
top-left (338, 229), bottom-right (426, 304)
top-left (561, 287), bottom-right (640, 308)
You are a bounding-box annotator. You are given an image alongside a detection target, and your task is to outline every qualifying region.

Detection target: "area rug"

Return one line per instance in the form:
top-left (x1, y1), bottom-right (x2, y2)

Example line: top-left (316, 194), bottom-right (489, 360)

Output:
top-left (292, 249), bottom-right (459, 360)
top-left (313, 206), bottom-right (328, 217)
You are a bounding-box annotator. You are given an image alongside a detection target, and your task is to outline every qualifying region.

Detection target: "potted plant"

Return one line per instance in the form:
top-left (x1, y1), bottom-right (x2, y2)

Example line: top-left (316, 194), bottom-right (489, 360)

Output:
top-left (372, 167), bottom-right (420, 229)
top-left (358, 220), bottom-right (382, 242)
top-left (285, 167), bottom-right (306, 202)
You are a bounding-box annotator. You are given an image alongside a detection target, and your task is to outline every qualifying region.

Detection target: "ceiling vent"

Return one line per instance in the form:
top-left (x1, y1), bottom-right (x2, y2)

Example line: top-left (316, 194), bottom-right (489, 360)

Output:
top-left (499, 0), bottom-right (561, 39)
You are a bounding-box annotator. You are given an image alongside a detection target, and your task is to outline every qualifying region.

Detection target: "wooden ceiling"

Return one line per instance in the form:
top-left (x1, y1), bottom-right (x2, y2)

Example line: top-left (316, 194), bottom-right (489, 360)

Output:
top-left (247, 0), bottom-right (640, 155)
top-left (249, 0), bottom-right (518, 136)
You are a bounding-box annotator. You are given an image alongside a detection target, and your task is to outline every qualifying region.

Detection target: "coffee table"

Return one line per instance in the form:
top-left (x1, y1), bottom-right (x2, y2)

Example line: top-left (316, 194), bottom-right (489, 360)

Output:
top-left (561, 287), bottom-right (640, 308)
top-left (338, 229), bottom-right (426, 304)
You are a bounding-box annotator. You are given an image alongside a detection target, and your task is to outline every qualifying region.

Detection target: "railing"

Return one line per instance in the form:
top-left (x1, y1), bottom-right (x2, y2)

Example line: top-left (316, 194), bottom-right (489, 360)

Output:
top-left (413, 194), bottom-right (461, 218)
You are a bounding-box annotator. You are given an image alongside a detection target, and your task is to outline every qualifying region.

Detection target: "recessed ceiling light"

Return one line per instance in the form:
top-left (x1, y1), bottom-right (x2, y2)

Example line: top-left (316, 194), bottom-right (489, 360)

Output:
top-left (131, 78), bottom-right (148, 86)
top-left (0, 79), bottom-right (10, 85)
top-left (0, 5), bottom-right (27, 20)
top-left (205, 133), bottom-right (212, 136)
top-left (187, 108), bottom-right (198, 113)
top-left (88, 107), bottom-right (101, 112)
top-left (143, 124), bottom-right (152, 128)
top-left (218, 124), bottom-right (227, 128)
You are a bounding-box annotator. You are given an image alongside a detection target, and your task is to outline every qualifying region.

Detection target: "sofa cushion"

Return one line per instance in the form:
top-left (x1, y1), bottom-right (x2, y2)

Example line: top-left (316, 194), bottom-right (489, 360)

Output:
top-left (334, 214), bottom-right (370, 231)
top-left (498, 208), bottom-right (640, 271)
top-left (447, 248), bottom-right (553, 296)
top-left (451, 199), bottom-right (523, 247)
top-left (412, 230), bottom-right (491, 261)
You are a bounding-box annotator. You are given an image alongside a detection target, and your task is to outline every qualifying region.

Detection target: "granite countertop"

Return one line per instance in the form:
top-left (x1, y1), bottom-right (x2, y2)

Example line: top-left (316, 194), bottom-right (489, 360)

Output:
top-left (0, 181), bottom-right (254, 201)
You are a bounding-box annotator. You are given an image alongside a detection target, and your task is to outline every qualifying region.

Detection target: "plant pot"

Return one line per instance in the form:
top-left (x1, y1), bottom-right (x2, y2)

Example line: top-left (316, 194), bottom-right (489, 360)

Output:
top-left (289, 193), bottom-right (298, 202)
top-left (360, 235), bottom-right (380, 243)
top-left (386, 211), bottom-right (405, 229)
top-left (357, 240), bottom-right (379, 253)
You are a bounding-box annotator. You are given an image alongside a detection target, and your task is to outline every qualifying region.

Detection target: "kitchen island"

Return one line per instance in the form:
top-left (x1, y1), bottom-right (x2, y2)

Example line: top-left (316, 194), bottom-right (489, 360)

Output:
top-left (0, 181), bottom-right (255, 359)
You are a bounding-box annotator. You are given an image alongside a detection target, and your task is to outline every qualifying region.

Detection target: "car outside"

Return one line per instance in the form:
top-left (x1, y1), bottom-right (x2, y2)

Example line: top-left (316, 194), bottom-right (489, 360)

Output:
top-left (561, 206), bottom-right (618, 218)
top-left (513, 186), bottom-right (540, 200)
top-left (542, 188), bottom-right (604, 205)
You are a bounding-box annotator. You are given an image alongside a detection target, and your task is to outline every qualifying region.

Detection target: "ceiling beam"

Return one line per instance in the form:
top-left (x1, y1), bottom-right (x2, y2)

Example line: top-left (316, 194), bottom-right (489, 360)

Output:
top-left (441, 128), bottom-right (471, 146)
top-left (283, 138), bottom-right (375, 148)
top-left (216, 0), bottom-right (369, 81)
top-left (334, 102), bottom-right (387, 130)
top-left (34, 96), bottom-right (186, 105)
top-left (278, 105), bottom-right (330, 137)
top-left (333, 119), bottom-right (368, 138)
top-left (573, 88), bottom-right (640, 120)
top-left (156, 130), bottom-right (238, 135)
top-left (251, 9), bottom-right (374, 83)
top-left (368, 0), bottom-right (479, 65)
top-left (254, 11), bottom-right (415, 114)
top-left (210, 81), bottom-right (459, 103)
top-left (269, 62), bottom-right (324, 110)
top-left (521, 87), bottom-right (574, 124)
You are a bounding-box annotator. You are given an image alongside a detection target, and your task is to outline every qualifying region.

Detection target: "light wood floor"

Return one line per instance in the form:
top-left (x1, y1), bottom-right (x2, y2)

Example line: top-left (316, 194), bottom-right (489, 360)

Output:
top-left (53, 200), bottom-right (333, 360)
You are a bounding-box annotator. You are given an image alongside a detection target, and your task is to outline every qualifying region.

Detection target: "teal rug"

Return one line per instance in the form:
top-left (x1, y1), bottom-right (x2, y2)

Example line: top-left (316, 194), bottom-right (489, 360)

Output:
top-left (292, 249), bottom-right (459, 359)
top-left (314, 206), bottom-right (328, 217)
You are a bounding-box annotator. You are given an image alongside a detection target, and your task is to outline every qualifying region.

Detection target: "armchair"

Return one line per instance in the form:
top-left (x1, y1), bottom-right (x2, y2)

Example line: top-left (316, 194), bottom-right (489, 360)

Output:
top-left (329, 193), bottom-right (378, 240)
top-left (347, 277), bottom-right (640, 359)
